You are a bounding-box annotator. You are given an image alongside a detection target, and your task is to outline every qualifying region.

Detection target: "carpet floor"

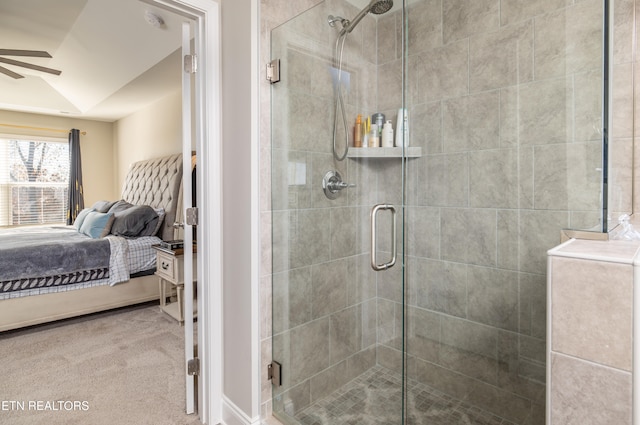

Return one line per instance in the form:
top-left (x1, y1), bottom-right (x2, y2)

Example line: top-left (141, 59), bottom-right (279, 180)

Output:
top-left (0, 303), bottom-right (201, 425)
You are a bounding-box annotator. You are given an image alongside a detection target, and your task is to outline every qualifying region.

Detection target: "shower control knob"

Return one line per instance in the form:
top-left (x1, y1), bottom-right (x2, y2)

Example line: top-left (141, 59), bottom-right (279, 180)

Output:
top-left (329, 181), bottom-right (351, 190)
top-left (322, 170), bottom-right (355, 200)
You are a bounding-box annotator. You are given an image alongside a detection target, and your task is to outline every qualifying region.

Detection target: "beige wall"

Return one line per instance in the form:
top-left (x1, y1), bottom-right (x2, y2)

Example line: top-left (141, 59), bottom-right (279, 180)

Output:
top-left (0, 109), bottom-right (116, 206)
top-left (113, 90), bottom-right (182, 191)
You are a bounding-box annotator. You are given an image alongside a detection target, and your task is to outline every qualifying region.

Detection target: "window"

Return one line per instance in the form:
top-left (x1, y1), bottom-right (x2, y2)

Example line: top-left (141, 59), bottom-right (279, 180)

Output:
top-left (0, 137), bottom-right (69, 227)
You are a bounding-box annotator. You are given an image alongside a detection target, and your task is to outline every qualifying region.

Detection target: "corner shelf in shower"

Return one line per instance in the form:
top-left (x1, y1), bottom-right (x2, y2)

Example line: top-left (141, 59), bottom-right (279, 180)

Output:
top-left (347, 147), bottom-right (422, 158)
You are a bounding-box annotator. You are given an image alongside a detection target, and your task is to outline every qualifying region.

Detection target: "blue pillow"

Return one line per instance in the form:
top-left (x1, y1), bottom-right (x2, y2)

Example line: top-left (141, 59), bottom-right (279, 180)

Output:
top-left (73, 207), bottom-right (95, 230)
top-left (79, 211), bottom-right (115, 239)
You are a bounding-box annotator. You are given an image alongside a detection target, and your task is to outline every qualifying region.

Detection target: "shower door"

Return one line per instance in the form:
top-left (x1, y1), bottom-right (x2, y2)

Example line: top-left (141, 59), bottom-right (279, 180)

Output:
top-left (270, 1), bottom-right (407, 424)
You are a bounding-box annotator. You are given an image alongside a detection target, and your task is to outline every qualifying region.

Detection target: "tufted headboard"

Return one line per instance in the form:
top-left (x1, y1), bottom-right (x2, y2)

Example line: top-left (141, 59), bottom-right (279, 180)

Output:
top-left (120, 153), bottom-right (183, 241)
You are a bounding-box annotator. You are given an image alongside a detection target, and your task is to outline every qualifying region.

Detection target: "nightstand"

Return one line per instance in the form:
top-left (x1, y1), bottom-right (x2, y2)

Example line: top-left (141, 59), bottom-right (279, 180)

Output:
top-left (154, 245), bottom-right (197, 324)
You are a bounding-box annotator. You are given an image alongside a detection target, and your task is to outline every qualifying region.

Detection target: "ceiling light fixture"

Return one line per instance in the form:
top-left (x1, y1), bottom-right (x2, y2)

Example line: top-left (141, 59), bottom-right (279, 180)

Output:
top-left (144, 10), bottom-right (165, 29)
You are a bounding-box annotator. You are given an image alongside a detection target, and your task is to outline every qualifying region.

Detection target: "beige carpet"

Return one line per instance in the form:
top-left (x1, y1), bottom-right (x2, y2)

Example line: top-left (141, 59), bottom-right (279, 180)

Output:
top-left (0, 303), bottom-right (202, 425)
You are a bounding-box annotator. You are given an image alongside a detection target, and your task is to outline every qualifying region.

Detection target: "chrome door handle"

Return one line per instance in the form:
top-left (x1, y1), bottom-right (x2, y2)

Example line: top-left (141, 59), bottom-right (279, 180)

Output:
top-left (371, 204), bottom-right (397, 271)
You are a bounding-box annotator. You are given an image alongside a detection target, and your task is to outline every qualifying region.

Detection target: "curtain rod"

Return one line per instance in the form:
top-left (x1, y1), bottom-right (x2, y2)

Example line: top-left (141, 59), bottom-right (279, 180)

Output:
top-left (0, 123), bottom-right (87, 135)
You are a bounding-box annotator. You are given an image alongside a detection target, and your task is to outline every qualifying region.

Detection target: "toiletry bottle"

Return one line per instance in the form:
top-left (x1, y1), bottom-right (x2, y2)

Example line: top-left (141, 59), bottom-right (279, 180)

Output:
top-left (395, 108), bottom-right (409, 147)
top-left (382, 120), bottom-right (393, 147)
top-left (372, 113), bottom-right (385, 135)
top-left (354, 114), bottom-right (362, 147)
top-left (363, 116), bottom-right (370, 148)
top-left (369, 123), bottom-right (380, 147)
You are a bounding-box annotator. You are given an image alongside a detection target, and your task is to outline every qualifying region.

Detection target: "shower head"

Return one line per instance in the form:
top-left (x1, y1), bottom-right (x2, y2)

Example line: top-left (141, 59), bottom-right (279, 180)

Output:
top-left (339, 0), bottom-right (394, 35)
top-left (370, 0), bottom-right (394, 14)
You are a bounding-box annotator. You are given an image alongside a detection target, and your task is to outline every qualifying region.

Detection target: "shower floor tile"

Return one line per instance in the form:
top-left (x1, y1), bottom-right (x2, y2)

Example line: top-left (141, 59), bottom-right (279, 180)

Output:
top-left (291, 366), bottom-right (517, 425)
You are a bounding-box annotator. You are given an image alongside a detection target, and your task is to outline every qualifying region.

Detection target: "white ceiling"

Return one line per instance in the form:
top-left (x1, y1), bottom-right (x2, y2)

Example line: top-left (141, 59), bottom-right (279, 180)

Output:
top-left (0, 0), bottom-right (184, 121)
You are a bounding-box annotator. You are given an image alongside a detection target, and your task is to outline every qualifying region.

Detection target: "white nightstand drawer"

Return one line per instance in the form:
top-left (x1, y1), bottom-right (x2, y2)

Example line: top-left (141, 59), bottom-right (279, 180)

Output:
top-left (156, 251), bottom-right (178, 282)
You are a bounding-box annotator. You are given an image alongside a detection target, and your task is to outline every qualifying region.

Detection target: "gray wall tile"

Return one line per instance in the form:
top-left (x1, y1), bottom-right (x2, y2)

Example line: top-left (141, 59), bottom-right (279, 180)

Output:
top-left (534, 0), bottom-right (602, 79)
top-left (311, 258), bottom-right (349, 318)
top-left (467, 266), bottom-right (519, 331)
top-left (500, 0), bottom-right (569, 26)
top-left (551, 353), bottom-right (632, 424)
top-left (469, 21), bottom-right (534, 93)
top-left (551, 257), bottom-right (633, 371)
top-left (443, 91), bottom-right (501, 153)
top-left (469, 148), bottom-right (518, 209)
top-left (442, 0), bottom-right (500, 44)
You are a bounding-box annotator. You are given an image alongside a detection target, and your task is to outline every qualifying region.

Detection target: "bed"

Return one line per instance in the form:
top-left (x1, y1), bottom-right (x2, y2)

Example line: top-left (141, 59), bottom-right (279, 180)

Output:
top-left (0, 153), bottom-right (185, 332)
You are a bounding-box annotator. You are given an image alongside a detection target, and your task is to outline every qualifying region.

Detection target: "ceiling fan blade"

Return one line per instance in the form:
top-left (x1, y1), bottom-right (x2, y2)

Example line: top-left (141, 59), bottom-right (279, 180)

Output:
top-left (0, 65), bottom-right (24, 79)
top-left (0, 57), bottom-right (61, 76)
top-left (0, 49), bottom-right (52, 58)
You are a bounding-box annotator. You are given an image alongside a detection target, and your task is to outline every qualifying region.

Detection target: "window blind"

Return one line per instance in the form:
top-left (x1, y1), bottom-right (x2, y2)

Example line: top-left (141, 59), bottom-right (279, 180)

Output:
top-left (0, 138), bottom-right (69, 227)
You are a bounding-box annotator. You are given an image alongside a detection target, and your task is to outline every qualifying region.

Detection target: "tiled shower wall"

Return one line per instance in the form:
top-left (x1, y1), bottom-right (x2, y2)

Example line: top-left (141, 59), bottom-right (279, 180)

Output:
top-left (377, 0), bottom-right (608, 424)
top-left (260, 0), bottom-right (637, 423)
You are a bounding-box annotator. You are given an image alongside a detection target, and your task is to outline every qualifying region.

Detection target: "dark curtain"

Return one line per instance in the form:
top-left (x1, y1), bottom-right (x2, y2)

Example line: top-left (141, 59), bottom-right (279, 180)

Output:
top-left (66, 128), bottom-right (84, 225)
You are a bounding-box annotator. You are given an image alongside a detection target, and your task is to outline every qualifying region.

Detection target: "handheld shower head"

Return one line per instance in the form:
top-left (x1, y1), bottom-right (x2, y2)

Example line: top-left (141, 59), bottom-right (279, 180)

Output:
top-left (340, 0), bottom-right (394, 35)
top-left (370, 0), bottom-right (394, 14)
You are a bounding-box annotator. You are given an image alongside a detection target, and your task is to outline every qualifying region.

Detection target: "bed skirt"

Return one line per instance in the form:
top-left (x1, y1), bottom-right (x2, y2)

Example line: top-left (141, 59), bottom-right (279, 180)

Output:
top-left (0, 274), bottom-right (160, 332)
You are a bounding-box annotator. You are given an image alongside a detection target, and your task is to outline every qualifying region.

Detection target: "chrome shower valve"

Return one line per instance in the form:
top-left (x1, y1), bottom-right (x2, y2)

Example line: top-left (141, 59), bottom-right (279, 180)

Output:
top-left (322, 170), bottom-right (355, 200)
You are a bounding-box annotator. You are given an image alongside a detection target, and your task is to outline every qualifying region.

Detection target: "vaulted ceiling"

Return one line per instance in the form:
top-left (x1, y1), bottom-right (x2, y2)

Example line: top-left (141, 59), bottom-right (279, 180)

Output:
top-left (0, 0), bottom-right (183, 121)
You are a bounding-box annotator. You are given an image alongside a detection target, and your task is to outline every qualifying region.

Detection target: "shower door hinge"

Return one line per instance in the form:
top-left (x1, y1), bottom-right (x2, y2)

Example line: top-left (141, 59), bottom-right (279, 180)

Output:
top-left (266, 59), bottom-right (280, 84)
top-left (184, 54), bottom-right (198, 74)
top-left (186, 207), bottom-right (198, 226)
top-left (188, 358), bottom-right (200, 376)
top-left (268, 361), bottom-right (282, 387)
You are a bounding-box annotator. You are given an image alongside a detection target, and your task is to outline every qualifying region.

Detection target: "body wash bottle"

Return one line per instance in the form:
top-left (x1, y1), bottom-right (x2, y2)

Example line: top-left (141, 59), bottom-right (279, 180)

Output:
top-left (381, 120), bottom-right (393, 147)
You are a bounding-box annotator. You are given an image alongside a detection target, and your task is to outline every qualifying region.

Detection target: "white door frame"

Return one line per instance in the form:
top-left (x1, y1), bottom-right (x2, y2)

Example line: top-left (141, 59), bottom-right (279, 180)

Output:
top-left (145, 0), bottom-right (222, 423)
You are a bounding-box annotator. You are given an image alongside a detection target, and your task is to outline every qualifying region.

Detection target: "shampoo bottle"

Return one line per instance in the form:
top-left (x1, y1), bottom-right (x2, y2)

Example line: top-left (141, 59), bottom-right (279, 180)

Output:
top-left (354, 114), bottom-right (362, 147)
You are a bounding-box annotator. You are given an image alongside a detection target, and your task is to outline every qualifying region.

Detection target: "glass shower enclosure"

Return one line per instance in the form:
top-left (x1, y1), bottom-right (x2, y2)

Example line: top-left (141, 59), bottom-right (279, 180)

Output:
top-left (271, 0), bottom-right (616, 424)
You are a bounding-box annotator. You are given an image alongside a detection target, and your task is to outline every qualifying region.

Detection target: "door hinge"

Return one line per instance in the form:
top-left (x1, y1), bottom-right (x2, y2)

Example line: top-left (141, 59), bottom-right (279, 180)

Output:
top-left (268, 361), bottom-right (282, 387)
top-left (184, 54), bottom-right (198, 74)
top-left (266, 59), bottom-right (280, 84)
top-left (186, 207), bottom-right (198, 226)
top-left (188, 358), bottom-right (200, 376)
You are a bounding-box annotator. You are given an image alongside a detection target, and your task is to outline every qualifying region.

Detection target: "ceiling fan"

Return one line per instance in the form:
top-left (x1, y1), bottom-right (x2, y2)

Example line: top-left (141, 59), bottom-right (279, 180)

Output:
top-left (0, 49), bottom-right (62, 79)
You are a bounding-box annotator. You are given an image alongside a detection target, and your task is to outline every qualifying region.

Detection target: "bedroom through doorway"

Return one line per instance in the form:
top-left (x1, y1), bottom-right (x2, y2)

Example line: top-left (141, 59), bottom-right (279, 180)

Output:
top-left (0, 0), bottom-right (218, 422)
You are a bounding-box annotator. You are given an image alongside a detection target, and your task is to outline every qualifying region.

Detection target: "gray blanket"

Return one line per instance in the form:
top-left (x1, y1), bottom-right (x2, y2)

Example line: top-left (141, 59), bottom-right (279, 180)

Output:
top-left (0, 226), bottom-right (110, 291)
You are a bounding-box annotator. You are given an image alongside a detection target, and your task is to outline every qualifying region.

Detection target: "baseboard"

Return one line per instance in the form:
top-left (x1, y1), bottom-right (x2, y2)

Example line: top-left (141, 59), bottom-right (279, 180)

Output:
top-left (221, 396), bottom-right (261, 425)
